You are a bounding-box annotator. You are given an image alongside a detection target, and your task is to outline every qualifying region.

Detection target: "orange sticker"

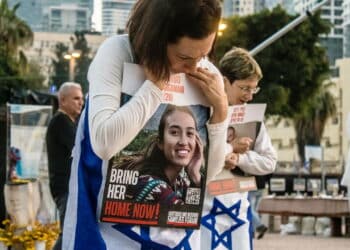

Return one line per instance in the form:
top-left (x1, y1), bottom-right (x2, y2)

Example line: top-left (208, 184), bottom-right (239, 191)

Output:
top-left (207, 176), bottom-right (257, 196)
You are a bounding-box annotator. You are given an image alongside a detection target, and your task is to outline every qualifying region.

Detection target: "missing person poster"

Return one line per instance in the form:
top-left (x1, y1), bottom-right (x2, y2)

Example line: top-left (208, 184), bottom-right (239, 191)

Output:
top-left (100, 63), bottom-right (210, 228)
top-left (207, 104), bottom-right (266, 196)
top-left (226, 103), bottom-right (266, 149)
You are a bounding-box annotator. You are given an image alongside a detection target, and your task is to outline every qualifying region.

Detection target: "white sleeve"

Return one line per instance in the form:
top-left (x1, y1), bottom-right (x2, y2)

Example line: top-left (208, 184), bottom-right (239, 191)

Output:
top-left (201, 60), bottom-right (232, 183)
top-left (225, 143), bottom-right (233, 154)
top-left (237, 123), bottom-right (277, 175)
top-left (87, 36), bottom-right (163, 160)
top-left (206, 119), bottom-right (229, 182)
top-left (198, 60), bottom-right (229, 182)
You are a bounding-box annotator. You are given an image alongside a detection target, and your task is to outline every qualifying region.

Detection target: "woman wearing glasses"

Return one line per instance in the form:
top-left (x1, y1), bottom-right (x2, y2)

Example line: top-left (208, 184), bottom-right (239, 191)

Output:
top-left (201, 47), bottom-right (277, 249)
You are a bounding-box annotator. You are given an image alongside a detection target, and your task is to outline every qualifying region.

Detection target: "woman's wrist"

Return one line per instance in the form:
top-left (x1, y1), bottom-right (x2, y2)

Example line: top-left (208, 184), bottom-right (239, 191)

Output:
top-left (209, 101), bottom-right (228, 124)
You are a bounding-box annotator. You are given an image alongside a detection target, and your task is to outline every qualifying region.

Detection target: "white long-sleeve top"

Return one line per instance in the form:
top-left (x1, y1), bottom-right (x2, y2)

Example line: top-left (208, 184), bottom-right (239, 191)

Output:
top-left (237, 122), bottom-right (277, 175)
top-left (87, 34), bottom-right (227, 182)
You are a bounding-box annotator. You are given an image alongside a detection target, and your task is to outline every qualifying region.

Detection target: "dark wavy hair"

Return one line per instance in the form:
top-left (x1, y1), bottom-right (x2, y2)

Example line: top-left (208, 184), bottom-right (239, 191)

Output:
top-left (127, 0), bottom-right (221, 81)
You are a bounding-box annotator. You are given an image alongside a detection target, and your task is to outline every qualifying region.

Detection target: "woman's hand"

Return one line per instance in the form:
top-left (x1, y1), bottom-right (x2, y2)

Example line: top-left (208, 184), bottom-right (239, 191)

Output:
top-left (231, 137), bottom-right (252, 154)
top-left (186, 133), bottom-right (203, 186)
top-left (144, 67), bottom-right (167, 90)
top-left (187, 68), bottom-right (228, 124)
top-left (224, 152), bottom-right (239, 170)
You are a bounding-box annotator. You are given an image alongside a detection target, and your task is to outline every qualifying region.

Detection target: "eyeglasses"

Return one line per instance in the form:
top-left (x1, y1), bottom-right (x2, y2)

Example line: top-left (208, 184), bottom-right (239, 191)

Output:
top-left (237, 85), bottom-right (260, 94)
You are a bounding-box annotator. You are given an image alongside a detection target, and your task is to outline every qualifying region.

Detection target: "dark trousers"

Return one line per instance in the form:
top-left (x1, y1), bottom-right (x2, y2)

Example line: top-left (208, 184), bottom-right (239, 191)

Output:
top-left (52, 194), bottom-right (67, 250)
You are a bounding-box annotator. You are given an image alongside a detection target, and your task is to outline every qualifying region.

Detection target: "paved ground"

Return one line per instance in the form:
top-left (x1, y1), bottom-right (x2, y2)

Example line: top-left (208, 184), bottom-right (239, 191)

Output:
top-left (254, 233), bottom-right (350, 250)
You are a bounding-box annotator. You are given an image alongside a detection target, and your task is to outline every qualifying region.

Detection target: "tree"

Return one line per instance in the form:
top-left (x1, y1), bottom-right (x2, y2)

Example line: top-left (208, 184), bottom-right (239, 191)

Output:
top-left (0, 0), bottom-right (44, 104)
top-left (215, 7), bottom-right (334, 161)
top-left (215, 7), bottom-right (331, 117)
top-left (0, 1), bottom-right (33, 58)
top-left (51, 31), bottom-right (92, 92)
top-left (51, 42), bottom-right (70, 88)
top-left (294, 83), bottom-right (337, 163)
top-left (72, 31), bottom-right (92, 93)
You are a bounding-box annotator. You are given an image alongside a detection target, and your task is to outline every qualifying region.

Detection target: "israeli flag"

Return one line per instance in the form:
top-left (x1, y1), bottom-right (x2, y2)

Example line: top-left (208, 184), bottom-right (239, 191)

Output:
top-left (201, 192), bottom-right (253, 250)
top-left (62, 102), bottom-right (200, 250)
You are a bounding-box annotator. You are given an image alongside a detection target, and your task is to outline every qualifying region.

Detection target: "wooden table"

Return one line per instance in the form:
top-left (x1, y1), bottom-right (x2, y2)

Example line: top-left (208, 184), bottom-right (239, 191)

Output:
top-left (258, 196), bottom-right (350, 236)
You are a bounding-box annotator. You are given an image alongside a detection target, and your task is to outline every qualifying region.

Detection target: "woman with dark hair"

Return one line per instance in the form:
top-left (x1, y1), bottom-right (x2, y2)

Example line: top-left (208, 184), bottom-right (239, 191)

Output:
top-left (125, 105), bottom-right (203, 205)
top-left (63, 0), bottom-right (228, 249)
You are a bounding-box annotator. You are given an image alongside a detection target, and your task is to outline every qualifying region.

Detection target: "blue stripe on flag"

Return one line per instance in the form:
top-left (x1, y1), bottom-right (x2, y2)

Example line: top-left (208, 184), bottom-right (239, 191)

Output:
top-left (74, 101), bottom-right (106, 249)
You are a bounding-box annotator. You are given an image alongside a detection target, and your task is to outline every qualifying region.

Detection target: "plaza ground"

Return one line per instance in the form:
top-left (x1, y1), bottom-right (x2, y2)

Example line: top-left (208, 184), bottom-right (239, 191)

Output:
top-left (254, 233), bottom-right (349, 250)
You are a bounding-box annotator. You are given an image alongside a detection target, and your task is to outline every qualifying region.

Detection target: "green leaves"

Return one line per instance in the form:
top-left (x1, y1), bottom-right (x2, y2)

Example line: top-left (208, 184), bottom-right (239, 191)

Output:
top-left (215, 6), bottom-right (335, 162)
top-left (0, 0), bottom-right (42, 104)
top-left (215, 7), bottom-right (331, 118)
top-left (51, 31), bottom-right (92, 93)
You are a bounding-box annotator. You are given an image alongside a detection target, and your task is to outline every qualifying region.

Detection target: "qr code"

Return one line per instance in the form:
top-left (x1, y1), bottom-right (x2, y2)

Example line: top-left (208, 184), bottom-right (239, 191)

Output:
top-left (185, 187), bottom-right (201, 205)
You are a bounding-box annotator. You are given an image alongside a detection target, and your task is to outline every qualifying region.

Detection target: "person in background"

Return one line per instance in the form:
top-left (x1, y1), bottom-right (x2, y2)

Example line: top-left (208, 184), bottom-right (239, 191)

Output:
top-left (222, 47), bottom-right (277, 240)
top-left (250, 175), bottom-right (271, 239)
top-left (201, 47), bottom-right (277, 249)
top-left (46, 82), bottom-right (83, 250)
top-left (62, 0), bottom-right (228, 249)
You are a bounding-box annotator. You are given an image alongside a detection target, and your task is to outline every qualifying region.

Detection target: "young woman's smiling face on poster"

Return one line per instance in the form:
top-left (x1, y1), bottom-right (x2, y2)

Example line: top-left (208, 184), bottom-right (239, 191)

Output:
top-left (158, 110), bottom-right (197, 170)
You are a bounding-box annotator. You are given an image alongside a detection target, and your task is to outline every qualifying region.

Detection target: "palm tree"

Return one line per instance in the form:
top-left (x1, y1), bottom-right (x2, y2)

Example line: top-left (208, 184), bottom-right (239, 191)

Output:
top-left (0, 0), bottom-right (35, 104)
top-left (294, 82), bottom-right (337, 163)
top-left (0, 0), bottom-right (33, 59)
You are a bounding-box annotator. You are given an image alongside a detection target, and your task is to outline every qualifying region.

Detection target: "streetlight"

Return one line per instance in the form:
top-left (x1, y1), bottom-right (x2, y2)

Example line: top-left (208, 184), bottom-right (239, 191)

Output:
top-left (218, 21), bottom-right (227, 37)
top-left (64, 50), bottom-right (81, 81)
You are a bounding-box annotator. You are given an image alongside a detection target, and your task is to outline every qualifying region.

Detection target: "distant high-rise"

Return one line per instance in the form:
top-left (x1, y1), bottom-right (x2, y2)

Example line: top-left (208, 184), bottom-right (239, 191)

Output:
top-left (223, 0), bottom-right (296, 17)
top-left (295, 0), bottom-right (343, 73)
top-left (261, 0), bottom-right (296, 14)
top-left (8, 0), bottom-right (94, 33)
top-left (102, 0), bottom-right (136, 36)
top-left (222, 0), bottom-right (256, 17)
top-left (343, 0), bottom-right (350, 57)
top-left (44, 3), bottom-right (91, 33)
top-left (8, 0), bottom-right (44, 31)
top-left (254, 0), bottom-right (266, 13)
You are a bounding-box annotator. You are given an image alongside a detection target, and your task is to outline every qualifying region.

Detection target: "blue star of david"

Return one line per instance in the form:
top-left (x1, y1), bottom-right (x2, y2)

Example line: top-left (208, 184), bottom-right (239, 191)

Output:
top-left (201, 198), bottom-right (245, 249)
top-left (113, 224), bottom-right (194, 250)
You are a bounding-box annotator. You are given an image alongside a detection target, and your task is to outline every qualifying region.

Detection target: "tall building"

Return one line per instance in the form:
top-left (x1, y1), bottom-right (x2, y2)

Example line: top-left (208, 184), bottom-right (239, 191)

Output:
top-left (101, 0), bottom-right (136, 36)
top-left (8, 0), bottom-right (94, 33)
top-left (223, 0), bottom-right (296, 17)
top-left (44, 3), bottom-right (91, 33)
top-left (8, 0), bottom-right (44, 31)
top-left (222, 0), bottom-right (256, 18)
top-left (254, 0), bottom-right (267, 13)
top-left (343, 0), bottom-right (350, 57)
top-left (270, 0), bottom-right (296, 14)
top-left (295, 0), bottom-right (343, 75)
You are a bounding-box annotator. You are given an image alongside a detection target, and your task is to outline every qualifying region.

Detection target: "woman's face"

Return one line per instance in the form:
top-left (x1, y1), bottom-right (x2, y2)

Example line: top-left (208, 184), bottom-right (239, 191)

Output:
top-left (167, 33), bottom-right (216, 74)
top-left (158, 110), bottom-right (197, 169)
top-left (224, 78), bottom-right (259, 105)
